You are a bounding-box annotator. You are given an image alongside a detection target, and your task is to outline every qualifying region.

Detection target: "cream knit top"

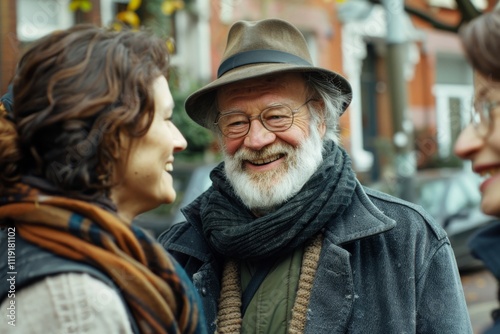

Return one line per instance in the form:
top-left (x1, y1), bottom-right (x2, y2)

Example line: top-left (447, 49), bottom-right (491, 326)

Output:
top-left (0, 273), bottom-right (132, 333)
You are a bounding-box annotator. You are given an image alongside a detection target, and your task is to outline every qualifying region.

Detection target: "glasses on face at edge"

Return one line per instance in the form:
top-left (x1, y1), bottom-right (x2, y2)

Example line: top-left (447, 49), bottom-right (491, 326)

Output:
top-left (470, 98), bottom-right (500, 138)
top-left (215, 99), bottom-right (316, 139)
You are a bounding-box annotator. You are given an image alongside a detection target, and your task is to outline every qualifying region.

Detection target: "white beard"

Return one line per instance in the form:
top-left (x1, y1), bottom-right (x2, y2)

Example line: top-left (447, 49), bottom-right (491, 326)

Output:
top-left (223, 129), bottom-right (324, 213)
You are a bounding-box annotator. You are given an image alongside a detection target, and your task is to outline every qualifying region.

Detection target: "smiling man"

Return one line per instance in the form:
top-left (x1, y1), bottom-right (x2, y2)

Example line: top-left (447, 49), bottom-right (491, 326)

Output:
top-left (218, 73), bottom-right (325, 213)
top-left (159, 18), bottom-right (472, 333)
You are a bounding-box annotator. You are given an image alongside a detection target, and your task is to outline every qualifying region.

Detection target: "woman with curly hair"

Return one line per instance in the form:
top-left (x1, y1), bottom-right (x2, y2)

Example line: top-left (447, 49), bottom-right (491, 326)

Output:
top-left (0, 25), bottom-right (206, 334)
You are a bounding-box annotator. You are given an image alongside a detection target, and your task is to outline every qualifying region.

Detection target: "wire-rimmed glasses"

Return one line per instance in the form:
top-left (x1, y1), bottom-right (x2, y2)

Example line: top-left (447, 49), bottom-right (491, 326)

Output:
top-left (215, 99), bottom-right (315, 139)
top-left (471, 98), bottom-right (500, 138)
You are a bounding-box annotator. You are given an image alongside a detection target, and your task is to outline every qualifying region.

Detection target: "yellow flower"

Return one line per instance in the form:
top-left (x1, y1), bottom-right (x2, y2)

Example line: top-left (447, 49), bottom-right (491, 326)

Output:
top-left (127, 0), bottom-right (142, 11)
top-left (116, 11), bottom-right (141, 28)
top-left (166, 39), bottom-right (176, 53)
top-left (162, 0), bottom-right (184, 15)
top-left (69, 0), bottom-right (92, 13)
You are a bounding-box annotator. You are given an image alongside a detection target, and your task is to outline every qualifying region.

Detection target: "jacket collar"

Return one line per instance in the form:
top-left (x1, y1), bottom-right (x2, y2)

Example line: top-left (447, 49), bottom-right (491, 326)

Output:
top-left (165, 181), bottom-right (396, 262)
top-left (323, 180), bottom-right (396, 245)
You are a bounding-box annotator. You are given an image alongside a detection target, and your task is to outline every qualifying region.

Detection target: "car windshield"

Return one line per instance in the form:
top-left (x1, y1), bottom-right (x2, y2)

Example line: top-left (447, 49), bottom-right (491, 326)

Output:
top-left (415, 172), bottom-right (482, 219)
top-left (444, 179), bottom-right (476, 216)
top-left (416, 179), bottom-right (448, 217)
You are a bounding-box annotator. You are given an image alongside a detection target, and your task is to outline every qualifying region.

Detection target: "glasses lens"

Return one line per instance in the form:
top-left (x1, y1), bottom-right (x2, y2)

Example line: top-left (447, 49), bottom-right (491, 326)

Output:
top-left (262, 105), bottom-right (293, 131)
top-left (218, 113), bottom-right (249, 138)
top-left (472, 99), bottom-right (491, 137)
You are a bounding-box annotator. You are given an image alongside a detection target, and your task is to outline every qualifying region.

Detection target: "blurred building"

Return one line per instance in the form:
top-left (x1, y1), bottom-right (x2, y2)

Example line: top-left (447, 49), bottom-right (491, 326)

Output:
top-left (1, 0), bottom-right (497, 182)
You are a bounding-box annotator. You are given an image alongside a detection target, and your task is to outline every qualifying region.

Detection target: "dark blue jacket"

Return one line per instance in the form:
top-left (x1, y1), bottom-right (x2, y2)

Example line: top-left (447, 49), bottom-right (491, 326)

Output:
top-left (0, 84), bottom-right (13, 111)
top-left (469, 222), bottom-right (500, 334)
top-left (159, 181), bottom-right (473, 333)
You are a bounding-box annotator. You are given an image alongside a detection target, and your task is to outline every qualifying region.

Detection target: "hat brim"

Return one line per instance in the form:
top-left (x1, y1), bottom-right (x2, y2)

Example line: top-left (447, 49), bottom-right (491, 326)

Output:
top-left (185, 63), bottom-right (352, 128)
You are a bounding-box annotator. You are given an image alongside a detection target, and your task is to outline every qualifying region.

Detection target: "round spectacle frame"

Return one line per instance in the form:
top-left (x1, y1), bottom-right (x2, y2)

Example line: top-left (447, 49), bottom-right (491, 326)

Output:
top-left (215, 99), bottom-right (315, 139)
top-left (471, 99), bottom-right (500, 138)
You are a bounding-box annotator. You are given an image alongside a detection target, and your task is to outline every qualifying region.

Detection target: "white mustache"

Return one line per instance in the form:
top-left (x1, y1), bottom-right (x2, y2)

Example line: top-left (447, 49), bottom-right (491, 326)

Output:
top-left (223, 129), bottom-right (324, 212)
top-left (232, 143), bottom-right (294, 167)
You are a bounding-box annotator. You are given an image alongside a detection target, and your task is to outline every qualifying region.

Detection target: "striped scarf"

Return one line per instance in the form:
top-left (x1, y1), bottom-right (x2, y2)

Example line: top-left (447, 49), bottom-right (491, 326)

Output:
top-left (0, 183), bottom-right (200, 334)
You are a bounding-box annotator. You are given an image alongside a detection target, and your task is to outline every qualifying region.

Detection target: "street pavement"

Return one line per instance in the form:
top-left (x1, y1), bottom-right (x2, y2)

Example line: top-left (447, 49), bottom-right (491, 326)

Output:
top-left (462, 268), bottom-right (498, 333)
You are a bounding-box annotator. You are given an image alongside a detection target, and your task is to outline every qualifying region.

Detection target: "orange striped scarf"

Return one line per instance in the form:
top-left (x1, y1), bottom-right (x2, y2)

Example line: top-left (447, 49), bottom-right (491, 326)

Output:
top-left (0, 183), bottom-right (199, 334)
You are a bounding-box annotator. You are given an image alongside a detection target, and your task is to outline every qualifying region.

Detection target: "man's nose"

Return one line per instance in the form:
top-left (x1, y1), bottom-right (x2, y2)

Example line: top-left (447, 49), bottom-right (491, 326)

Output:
top-left (243, 118), bottom-right (276, 150)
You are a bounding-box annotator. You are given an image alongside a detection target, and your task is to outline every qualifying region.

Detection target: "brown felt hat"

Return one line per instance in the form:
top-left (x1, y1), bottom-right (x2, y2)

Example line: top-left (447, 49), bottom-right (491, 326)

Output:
top-left (185, 18), bottom-right (352, 128)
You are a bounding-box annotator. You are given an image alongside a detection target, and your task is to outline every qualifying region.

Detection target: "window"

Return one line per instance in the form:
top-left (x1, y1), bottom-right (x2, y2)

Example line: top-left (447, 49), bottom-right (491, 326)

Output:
top-left (433, 54), bottom-right (474, 159)
top-left (17, 0), bottom-right (74, 42)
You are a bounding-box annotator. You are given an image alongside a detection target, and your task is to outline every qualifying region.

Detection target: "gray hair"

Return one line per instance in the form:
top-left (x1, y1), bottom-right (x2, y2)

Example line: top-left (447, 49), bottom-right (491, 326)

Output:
top-left (304, 73), bottom-right (350, 143)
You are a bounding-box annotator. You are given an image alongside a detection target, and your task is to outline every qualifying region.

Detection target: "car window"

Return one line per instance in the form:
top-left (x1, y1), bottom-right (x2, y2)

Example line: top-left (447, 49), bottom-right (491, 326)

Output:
top-left (444, 173), bottom-right (481, 215)
top-left (417, 179), bottom-right (448, 217)
top-left (444, 181), bottom-right (470, 215)
top-left (460, 173), bottom-right (482, 205)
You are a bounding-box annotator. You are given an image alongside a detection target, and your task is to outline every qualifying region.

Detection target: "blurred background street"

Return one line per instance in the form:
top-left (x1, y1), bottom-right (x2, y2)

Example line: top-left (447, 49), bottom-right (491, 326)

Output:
top-left (2, 0), bottom-right (500, 332)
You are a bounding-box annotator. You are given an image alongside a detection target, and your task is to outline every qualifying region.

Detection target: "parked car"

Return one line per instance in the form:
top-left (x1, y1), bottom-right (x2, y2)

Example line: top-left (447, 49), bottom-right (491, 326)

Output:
top-left (370, 168), bottom-right (498, 271)
top-left (133, 163), bottom-right (218, 237)
top-left (413, 169), bottom-right (498, 271)
top-left (167, 163), bottom-right (218, 226)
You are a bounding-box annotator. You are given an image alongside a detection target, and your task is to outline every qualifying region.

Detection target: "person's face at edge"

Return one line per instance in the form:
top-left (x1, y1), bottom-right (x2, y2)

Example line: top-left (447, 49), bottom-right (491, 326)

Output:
top-left (216, 72), bottom-right (326, 212)
top-left (454, 70), bottom-right (500, 217)
top-left (111, 75), bottom-right (187, 222)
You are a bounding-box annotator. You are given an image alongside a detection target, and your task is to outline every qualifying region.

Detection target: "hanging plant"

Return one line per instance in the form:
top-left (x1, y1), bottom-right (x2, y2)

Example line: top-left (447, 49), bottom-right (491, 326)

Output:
top-left (115, 0), bottom-right (142, 29)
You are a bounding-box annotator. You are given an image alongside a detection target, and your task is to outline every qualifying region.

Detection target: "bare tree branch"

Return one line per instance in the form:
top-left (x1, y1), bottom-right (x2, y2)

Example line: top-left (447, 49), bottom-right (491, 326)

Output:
top-left (404, 5), bottom-right (461, 32)
top-left (368, 0), bottom-right (483, 33)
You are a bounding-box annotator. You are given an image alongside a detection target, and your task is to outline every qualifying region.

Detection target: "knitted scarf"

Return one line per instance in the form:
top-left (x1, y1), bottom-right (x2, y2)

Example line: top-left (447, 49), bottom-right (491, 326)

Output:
top-left (185, 141), bottom-right (357, 260)
top-left (0, 184), bottom-right (200, 334)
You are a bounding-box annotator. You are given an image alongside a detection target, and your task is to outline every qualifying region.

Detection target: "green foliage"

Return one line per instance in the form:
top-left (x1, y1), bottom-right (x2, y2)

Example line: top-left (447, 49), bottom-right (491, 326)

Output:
top-left (168, 74), bottom-right (215, 161)
top-left (135, 0), bottom-right (214, 161)
top-left (171, 86), bottom-right (214, 154)
top-left (137, 0), bottom-right (171, 39)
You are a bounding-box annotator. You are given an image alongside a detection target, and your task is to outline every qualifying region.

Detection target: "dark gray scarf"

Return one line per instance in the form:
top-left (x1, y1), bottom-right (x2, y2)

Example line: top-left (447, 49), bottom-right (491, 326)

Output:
top-left (182, 141), bottom-right (357, 260)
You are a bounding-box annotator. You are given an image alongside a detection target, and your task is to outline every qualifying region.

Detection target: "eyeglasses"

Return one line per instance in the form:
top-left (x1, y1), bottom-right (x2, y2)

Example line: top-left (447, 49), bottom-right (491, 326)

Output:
top-left (471, 98), bottom-right (500, 138)
top-left (215, 99), bottom-right (315, 139)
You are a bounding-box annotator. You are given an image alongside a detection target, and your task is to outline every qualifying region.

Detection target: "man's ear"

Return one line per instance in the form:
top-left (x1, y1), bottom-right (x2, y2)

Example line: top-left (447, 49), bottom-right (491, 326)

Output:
top-left (318, 121), bottom-right (326, 138)
top-left (313, 99), bottom-right (326, 138)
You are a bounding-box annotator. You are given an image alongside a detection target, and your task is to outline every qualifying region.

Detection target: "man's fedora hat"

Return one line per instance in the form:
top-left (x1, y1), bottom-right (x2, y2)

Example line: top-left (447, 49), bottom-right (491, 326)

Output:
top-left (185, 18), bottom-right (352, 128)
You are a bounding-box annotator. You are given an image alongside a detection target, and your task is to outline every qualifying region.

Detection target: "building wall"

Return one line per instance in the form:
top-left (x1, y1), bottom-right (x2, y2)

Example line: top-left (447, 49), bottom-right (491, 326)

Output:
top-left (0, 0), bottom-right (102, 94)
top-left (408, 0), bottom-right (497, 163)
top-left (207, 0), bottom-right (346, 83)
top-left (76, 0), bottom-right (101, 25)
top-left (366, 0), bottom-right (498, 171)
top-left (203, 0), bottom-right (482, 173)
top-left (1, 1), bottom-right (18, 93)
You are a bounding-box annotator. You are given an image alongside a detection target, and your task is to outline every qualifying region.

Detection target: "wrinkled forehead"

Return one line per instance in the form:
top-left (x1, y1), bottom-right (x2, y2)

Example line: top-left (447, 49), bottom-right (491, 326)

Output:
top-left (216, 72), bottom-right (307, 105)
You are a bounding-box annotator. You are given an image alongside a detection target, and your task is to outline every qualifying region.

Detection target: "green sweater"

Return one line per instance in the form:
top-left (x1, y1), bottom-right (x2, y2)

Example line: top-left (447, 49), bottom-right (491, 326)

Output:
top-left (240, 247), bottom-right (304, 334)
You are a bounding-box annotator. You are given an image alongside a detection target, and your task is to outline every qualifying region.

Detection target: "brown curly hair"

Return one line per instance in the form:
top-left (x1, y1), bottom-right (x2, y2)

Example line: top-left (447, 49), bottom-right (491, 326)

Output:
top-left (0, 102), bottom-right (21, 188)
top-left (0, 24), bottom-right (170, 197)
top-left (460, 9), bottom-right (500, 81)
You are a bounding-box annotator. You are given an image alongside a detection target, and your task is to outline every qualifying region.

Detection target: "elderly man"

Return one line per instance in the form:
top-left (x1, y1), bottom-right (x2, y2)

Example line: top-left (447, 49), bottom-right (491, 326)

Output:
top-left (159, 18), bottom-right (471, 333)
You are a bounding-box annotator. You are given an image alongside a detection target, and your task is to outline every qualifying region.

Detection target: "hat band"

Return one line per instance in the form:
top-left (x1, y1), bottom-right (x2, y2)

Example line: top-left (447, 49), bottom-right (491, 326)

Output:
top-left (217, 50), bottom-right (312, 78)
